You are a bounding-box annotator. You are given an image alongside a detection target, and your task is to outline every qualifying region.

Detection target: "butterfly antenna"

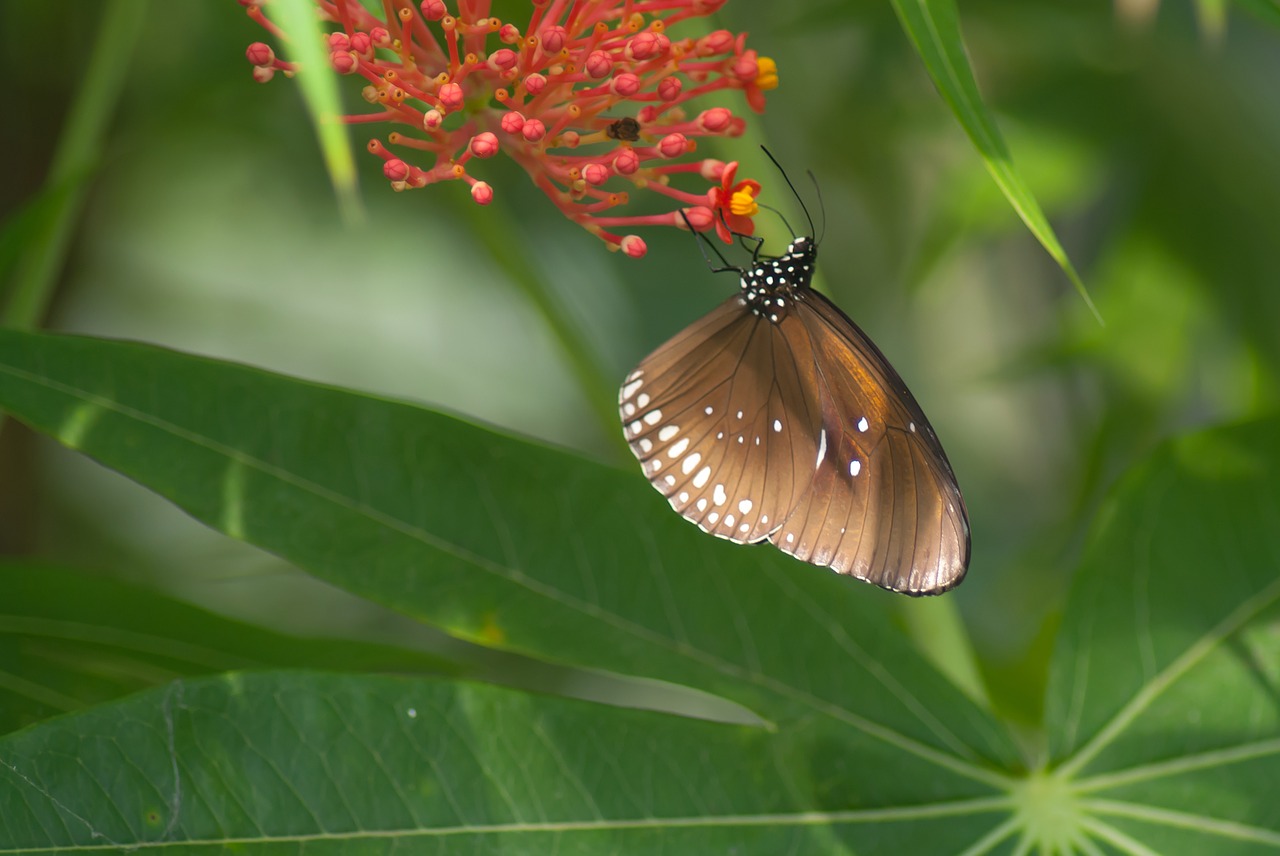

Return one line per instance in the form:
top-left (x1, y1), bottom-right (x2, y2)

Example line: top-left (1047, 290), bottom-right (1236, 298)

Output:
top-left (757, 202), bottom-right (796, 240)
top-left (679, 209), bottom-right (740, 274)
top-left (760, 146), bottom-right (817, 241)
top-left (807, 170), bottom-right (827, 247)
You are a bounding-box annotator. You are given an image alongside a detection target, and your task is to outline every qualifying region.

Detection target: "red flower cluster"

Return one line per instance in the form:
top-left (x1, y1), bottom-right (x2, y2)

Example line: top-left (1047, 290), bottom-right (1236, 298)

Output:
top-left (241, 0), bottom-right (776, 257)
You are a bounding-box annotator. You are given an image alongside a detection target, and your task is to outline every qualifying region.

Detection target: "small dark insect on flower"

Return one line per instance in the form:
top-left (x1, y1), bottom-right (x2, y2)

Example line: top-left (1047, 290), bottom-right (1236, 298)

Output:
top-left (606, 117), bottom-right (642, 142)
top-left (240, 0), bottom-right (779, 258)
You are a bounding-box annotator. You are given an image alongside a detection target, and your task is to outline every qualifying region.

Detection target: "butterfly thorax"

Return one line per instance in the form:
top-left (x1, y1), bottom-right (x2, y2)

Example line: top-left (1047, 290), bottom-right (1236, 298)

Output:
top-left (738, 237), bottom-right (818, 324)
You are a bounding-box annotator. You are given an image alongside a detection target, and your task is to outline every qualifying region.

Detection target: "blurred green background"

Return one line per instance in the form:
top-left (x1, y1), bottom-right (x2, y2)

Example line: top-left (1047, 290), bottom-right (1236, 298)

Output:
top-left (1, 0), bottom-right (1276, 724)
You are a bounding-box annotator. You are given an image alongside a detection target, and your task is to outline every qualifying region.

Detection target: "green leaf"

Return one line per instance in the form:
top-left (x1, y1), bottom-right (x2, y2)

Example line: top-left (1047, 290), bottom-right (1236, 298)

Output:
top-left (269, 0), bottom-right (361, 221)
top-left (0, 329), bottom-right (1019, 824)
top-left (0, 563), bottom-right (456, 735)
top-left (0, 672), bottom-right (1010, 853)
top-left (890, 0), bottom-right (1102, 324)
top-left (1042, 417), bottom-right (1280, 851)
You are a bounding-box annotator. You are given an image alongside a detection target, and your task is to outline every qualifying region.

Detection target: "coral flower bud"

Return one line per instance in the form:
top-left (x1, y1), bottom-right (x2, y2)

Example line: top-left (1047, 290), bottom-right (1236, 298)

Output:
top-left (613, 148), bottom-right (640, 174)
top-left (471, 181), bottom-right (494, 205)
top-left (658, 77), bottom-right (682, 101)
top-left (330, 51), bottom-right (357, 74)
top-left (583, 162), bottom-right (611, 185)
top-left (681, 206), bottom-right (715, 230)
top-left (499, 23), bottom-right (521, 43)
top-left (328, 32), bottom-right (350, 51)
top-left (420, 0), bottom-right (446, 21)
top-left (611, 73), bottom-right (640, 96)
top-left (350, 32), bottom-right (372, 54)
top-left (423, 109), bottom-right (443, 130)
top-left (252, 66), bottom-right (275, 83)
top-left (696, 30), bottom-right (734, 56)
top-left (500, 111), bottom-right (526, 134)
top-left (625, 32), bottom-right (662, 61)
top-left (620, 235), bottom-right (647, 258)
top-left (585, 50), bottom-right (612, 79)
top-left (657, 133), bottom-right (689, 158)
top-left (541, 25), bottom-right (568, 54)
top-left (383, 158), bottom-right (410, 182)
top-left (521, 118), bottom-right (546, 142)
top-left (698, 107), bottom-right (733, 132)
top-left (488, 49), bottom-right (518, 72)
top-left (246, 42), bottom-right (274, 66)
top-left (470, 132), bottom-right (499, 157)
top-left (523, 72), bottom-right (547, 95)
top-left (368, 28), bottom-right (391, 48)
top-left (438, 82), bottom-right (464, 109)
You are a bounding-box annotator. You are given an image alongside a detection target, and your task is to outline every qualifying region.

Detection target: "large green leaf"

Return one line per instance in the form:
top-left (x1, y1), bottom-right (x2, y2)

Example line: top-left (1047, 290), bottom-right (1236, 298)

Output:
top-left (0, 330), bottom-right (1019, 799)
top-left (4, 332), bottom-right (1278, 850)
top-left (0, 563), bottom-right (456, 735)
top-left (0, 672), bottom-right (1007, 853)
top-left (1040, 418), bottom-right (1280, 851)
top-left (890, 0), bottom-right (1101, 323)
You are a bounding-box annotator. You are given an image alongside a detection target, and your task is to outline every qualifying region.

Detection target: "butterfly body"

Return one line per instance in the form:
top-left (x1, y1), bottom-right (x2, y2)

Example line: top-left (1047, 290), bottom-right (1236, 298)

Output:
top-left (620, 237), bottom-right (970, 595)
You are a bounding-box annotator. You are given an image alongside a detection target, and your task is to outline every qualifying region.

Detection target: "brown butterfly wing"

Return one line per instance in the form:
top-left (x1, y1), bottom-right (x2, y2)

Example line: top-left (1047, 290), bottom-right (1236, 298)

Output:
top-left (620, 294), bottom-right (821, 544)
top-left (767, 290), bottom-right (970, 594)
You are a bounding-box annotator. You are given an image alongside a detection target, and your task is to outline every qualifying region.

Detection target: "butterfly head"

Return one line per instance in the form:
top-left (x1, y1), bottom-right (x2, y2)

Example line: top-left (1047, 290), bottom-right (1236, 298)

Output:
top-left (740, 235), bottom-right (818, 323)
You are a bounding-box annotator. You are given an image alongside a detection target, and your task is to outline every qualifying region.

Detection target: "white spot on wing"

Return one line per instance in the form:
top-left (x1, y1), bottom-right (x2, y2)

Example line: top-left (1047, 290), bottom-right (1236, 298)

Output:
top-left (681, 452), bottom-right (701, 474)
top-left (739, 522), bottom-right (750, 533)
top-left (638, 438), bottom-right (652, 453)
top-left (857, 416), bottom-right (869, 433)
top-left (725, 514), bottom-right (735, 528)
top-left (772, 419), bottom-right (782, 433)
top-left (658, 425), bottom-right (679, 442)
top-left (786, 532), bottom-right (795, 544)
top-left (663, 474), bottom-right (675, 487)
top-left (696, 498), bottom-right (708, 512)
top-left (704, 406), bottom-right (714, 415)
top-left (668, 438), bottom-right (690, 457)
top-left (644, 410), bottom-right (662, 425)
top-left (713, 484), bottom-right (728, 506)
top-left (816, 429), bottom-right (827, 467)
top-left (629, 421), bottom-right (641, 435)
top-left (622, 378), bottom-right (643, 399)
top-left (738, 499), bottom-right (753, 514)
top-left (849, 459), bottom-right (861, 477)
top-left (693, 466), bottom-right (712, 488)
top-left (623, 403), bottom-right (635, 417)
top-left (678, 491), bottom-right (689, 503)
top-left (708, 511), bottom-right (720, 525)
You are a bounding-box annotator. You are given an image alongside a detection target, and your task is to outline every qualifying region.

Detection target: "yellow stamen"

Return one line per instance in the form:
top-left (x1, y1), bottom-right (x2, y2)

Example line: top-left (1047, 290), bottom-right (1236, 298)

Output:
top-left (730, 188), bottom-right (759, 217)
top-left (756, 56), bottom-right (779, 90)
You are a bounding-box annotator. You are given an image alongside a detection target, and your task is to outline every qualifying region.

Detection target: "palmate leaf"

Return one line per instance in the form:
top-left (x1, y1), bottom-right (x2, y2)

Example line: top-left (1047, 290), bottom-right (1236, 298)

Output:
top-left (1, 330), bottom-right (1278, 852)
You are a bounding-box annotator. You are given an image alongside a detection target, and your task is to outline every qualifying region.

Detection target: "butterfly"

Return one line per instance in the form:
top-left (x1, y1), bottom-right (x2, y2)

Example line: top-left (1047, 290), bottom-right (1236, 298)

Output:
top-left (619, 191), bottom-right (970, 595)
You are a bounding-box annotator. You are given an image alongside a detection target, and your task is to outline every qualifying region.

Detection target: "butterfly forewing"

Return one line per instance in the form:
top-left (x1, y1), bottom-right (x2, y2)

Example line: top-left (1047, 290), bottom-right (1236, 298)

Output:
top-left (621, 295), bottom-right (820, 544)
top-left (621, 234), bottom-right (970, 596)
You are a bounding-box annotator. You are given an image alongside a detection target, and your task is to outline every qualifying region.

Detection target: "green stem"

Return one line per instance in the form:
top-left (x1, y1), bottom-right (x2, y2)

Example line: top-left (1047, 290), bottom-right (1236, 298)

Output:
top-left (1, 0), bottom-right (148, 329)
